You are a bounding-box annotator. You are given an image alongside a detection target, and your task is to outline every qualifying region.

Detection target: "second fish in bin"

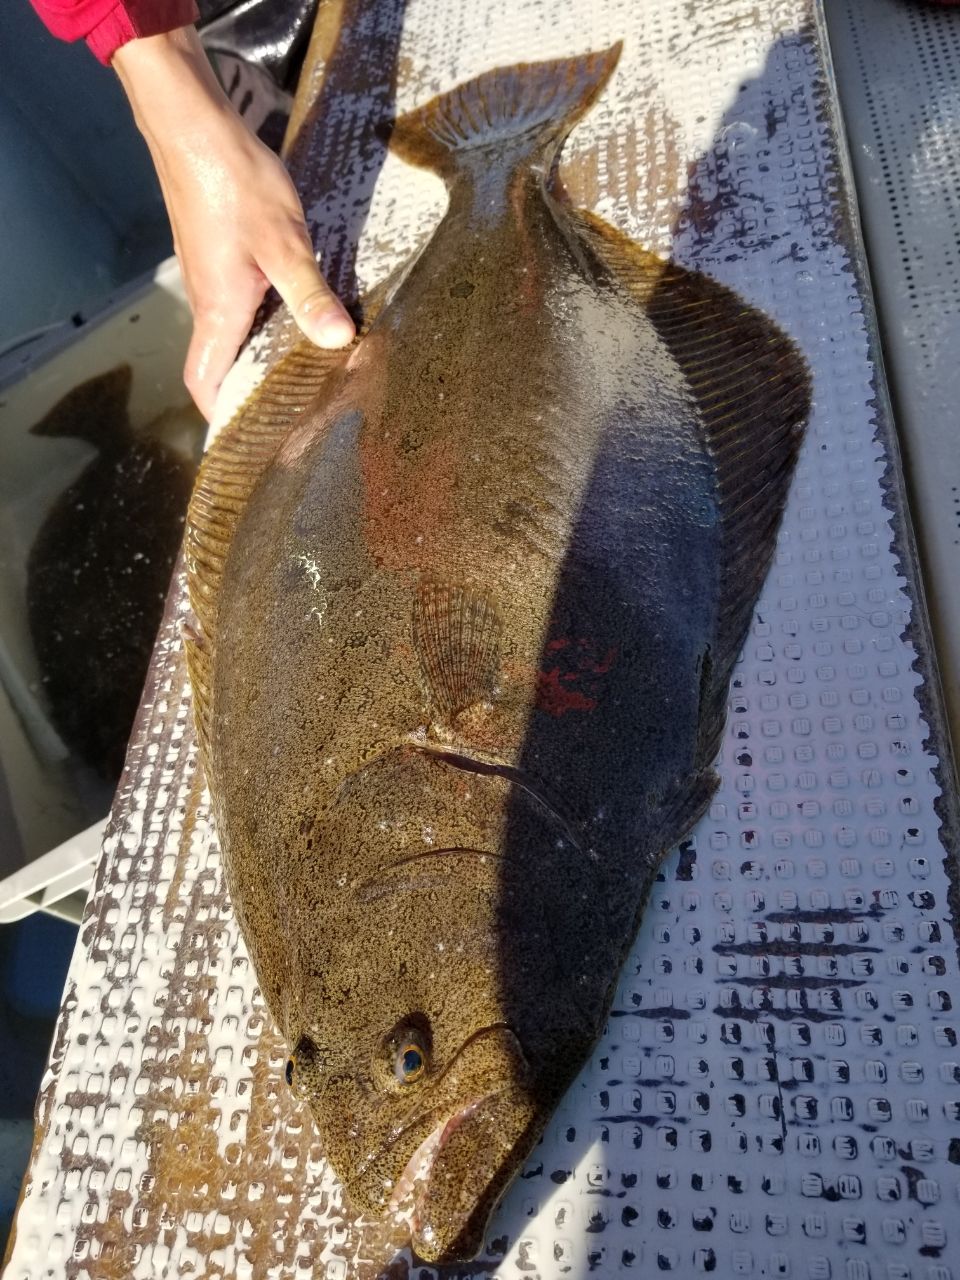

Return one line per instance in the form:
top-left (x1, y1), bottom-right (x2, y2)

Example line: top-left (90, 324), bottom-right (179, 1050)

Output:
top-left (27, 364), bottom-right (204, 783)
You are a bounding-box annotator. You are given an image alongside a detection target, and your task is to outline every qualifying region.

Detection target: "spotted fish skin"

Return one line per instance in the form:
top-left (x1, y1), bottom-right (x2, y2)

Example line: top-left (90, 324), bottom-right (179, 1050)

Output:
top-left (186, 43), bottom-right (809, 1264)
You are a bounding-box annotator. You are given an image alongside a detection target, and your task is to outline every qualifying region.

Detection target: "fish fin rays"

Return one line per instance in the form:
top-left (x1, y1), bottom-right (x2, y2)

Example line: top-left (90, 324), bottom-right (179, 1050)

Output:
top-left (652, 768), bottom-right (720, 851)
top-left (186, 340), bottom-right (346, 630)
top-left (412, 582), bottom-right (503, 721)
top-left (184, 271), bottom-right (399, 767)
top-left (181, 622), bottom-right (214, 764)
top-left (571, 210), bottom-right (811, 765)
top-left (388, 45), bottom-right (621, 176)
top-left (185, 343), bottom-right (347, 765)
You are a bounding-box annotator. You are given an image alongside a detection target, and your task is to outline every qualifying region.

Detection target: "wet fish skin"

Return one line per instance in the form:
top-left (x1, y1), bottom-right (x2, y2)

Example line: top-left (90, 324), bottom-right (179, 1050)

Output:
top-left (186, 44), bottom-right (809, 1264)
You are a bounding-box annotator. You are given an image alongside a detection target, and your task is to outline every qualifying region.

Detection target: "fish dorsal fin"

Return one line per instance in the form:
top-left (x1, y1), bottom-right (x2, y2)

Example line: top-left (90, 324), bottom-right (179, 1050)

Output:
top-left (388, 45), bottom-right (621, 178)
top-left (571, 210), bottom-right (811, 766)
top-left (413, 581), bottom-right (503, 720)
top-left (185, 342), bottom-right (347, 641)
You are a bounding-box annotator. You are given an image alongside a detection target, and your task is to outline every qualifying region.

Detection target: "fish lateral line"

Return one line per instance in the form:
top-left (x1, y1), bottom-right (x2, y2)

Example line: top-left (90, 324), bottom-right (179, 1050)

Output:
top-left (413, 744), bottom-right (591, 858)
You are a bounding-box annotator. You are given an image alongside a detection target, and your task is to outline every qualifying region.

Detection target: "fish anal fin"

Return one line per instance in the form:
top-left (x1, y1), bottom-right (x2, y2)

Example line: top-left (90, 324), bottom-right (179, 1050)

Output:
top-left (183, 272), bottom-right (399, 756)
top-left (572, 210), bottom-right (811, 763)
top-left (181, 621), bottom-right (213, 772)
top-left (185, 340), bottom-right (347, 646)
top-left (413, 581), bottom-right (503, 721)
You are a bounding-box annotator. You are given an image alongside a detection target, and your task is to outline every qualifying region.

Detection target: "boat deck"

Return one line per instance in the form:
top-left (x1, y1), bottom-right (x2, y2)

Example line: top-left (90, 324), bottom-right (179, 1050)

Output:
top-left (5, 1), bottom-right (960, 1277)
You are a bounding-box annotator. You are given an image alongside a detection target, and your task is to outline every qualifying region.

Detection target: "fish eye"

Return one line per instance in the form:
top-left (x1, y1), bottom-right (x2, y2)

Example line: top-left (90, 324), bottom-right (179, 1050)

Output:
top-left (395, 1042), bottom-right (426, 1085)
top-left (382, 1013), bottom-right (432, 1088)
top-left (285, 1035), bottom-right (323, 1097)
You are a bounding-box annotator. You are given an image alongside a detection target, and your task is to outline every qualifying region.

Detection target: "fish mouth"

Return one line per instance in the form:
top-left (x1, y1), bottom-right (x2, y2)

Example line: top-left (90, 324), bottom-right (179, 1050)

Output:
top-left (386, 1095), bottom-right (490, 1213)
top-left (345, 1025), bottom-right (538, 1263)
top-left (382, 1083), bottom-right (539, 1264)
top-left (346, 1021), bottom-right (523, 1176)
top-left (408, 1084), bottom-right (540, 1263)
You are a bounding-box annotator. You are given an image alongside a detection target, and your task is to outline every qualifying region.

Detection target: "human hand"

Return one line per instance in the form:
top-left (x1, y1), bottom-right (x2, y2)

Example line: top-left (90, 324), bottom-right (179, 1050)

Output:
top-left (114, 27), bottom-right (354, 420)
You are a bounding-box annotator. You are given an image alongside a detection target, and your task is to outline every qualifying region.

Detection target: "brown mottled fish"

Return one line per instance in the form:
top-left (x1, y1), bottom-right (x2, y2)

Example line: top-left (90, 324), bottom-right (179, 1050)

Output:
top-left (185, 45), bottom-right (809, 1263)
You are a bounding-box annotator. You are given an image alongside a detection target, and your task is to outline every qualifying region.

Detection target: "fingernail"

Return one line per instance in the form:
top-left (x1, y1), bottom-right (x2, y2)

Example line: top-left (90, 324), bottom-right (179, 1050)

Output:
top-left (305, 306), bottom-right (355, 348)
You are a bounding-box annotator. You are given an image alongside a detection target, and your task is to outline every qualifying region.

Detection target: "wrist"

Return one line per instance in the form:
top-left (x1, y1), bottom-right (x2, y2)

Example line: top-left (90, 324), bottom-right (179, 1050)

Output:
top-left (113, 26), bottom-right (236, 152)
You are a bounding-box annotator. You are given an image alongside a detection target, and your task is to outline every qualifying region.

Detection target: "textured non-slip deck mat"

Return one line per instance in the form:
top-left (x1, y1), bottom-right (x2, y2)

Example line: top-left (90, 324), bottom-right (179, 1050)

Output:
top-left (825, 0), bottom-right (960, 751)
top-left (6, 2), bottom-right (960, 1277)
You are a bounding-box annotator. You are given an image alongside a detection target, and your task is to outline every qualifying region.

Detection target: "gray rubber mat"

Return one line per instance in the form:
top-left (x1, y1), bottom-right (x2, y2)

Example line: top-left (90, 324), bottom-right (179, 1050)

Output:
top-left (826, 0), bottom-right (960, 749)
top-left (5, 2), bottom-right (960, 1278)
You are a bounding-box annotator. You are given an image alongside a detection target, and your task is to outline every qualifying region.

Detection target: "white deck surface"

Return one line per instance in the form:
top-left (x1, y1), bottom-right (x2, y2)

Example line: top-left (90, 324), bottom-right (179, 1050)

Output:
top-left (6, 2), bottom-right (960, 1277)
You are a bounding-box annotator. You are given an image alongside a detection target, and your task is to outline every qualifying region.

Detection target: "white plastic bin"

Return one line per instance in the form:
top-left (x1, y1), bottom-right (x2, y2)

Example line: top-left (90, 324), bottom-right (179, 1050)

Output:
top-left (0, 258), bottom-right (195, 922)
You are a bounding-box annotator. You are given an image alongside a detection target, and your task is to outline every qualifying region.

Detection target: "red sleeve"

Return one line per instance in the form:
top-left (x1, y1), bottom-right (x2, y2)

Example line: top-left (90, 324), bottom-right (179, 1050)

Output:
top-left (29, 0), bottom-right (200, 64)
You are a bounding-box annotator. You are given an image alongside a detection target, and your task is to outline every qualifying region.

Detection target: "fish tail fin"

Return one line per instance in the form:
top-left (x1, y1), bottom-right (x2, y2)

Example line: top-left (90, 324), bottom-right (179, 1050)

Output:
top-left (29, 364), bottom-right (133, 447)
top-left (388, 44), bottom-right (622, 176)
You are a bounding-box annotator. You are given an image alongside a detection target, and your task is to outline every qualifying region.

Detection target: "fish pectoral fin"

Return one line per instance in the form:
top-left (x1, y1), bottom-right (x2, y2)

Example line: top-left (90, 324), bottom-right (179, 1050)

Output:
top-left (571, 210), bottom-right (811, 766)
top-left (412, 581), bottom-right (503, 721)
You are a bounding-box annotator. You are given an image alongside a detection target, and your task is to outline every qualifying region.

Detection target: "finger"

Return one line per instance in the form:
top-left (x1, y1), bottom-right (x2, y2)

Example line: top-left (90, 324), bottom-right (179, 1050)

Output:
top-left (261, 231), bottom-right (355, 348)
top-left (184, 292), bottom-right (261, 420)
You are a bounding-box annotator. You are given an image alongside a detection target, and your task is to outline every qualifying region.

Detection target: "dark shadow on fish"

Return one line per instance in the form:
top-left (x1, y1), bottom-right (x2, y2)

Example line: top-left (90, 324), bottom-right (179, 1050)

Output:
top-left (378, 30), bottom-right (815, 1280)
top-left (27, 366), bottom-right (203, 784)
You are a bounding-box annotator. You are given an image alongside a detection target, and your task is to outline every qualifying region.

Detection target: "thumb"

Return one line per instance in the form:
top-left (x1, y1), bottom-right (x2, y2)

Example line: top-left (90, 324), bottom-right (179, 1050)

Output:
top-left (261, 232), bottom-right (355, 349)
